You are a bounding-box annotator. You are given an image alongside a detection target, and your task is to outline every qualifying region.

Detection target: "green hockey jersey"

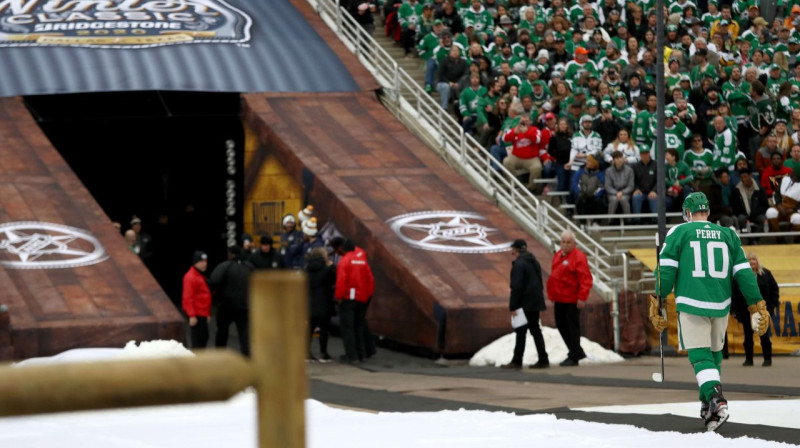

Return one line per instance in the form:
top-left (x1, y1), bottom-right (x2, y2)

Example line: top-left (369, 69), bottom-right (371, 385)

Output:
top-left (656, 221), bottom-right (762, 317)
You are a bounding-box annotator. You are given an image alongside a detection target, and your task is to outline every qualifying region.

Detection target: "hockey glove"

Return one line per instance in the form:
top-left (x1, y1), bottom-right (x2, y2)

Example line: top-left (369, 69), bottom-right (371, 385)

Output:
top-left (748, 300), bottom-right (770, 337)
top-left (649, 295), bottom-right (667, 333)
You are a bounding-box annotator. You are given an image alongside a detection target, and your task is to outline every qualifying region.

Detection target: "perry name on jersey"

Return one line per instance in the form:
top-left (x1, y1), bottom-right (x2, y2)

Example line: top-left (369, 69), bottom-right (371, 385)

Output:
top-left (656, 221), bottom-right (761, 318)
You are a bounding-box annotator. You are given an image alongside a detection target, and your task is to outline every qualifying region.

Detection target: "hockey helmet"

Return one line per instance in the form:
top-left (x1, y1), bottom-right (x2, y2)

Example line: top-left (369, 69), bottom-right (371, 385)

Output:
top-left (682, 192), bottom-right (710, 221)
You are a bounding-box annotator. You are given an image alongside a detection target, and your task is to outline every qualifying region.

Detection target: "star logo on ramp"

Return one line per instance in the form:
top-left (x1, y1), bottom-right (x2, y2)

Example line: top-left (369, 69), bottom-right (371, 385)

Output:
top-left (0, 222), bottom-right (109, 269)
top-left (386, 211), bottom-right (512, 253)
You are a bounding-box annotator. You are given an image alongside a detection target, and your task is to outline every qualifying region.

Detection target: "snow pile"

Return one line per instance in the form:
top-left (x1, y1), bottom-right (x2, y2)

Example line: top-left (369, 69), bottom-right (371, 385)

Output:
top-left (120, 340), bottom-right (194, 359)
top-left (0, 395), bottom-right (794, 448)
top-left (469, 325), bottom-right (625, 367)
top-left (13, 340), bottom-right (192, 368)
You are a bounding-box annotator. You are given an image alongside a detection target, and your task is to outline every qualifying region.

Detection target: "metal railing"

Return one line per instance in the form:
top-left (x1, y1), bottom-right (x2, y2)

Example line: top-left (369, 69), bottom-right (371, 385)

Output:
top-left (308, 0), bottom-right (619, 299)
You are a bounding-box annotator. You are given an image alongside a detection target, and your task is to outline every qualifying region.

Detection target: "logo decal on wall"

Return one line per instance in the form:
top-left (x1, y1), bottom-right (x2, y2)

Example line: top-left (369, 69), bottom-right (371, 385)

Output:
top-left (0, 0), bottom-right (252, 49)
top-left (0, 222), bottom-right (109, 269)
top-left (386, 211), bottom-right (512, 253)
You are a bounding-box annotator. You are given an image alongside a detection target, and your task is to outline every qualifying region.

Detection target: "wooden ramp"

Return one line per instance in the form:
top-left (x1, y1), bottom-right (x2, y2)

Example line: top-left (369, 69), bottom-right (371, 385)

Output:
top-left (243, 92), bottom-right (606, 355)
top-left (0, 97), bottom-right (184, 360)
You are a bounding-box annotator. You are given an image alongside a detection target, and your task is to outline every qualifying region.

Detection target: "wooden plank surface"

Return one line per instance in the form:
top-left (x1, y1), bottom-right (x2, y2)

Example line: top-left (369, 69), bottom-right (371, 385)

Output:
top-left (0, 97), bottom-right (184, 360)
top-left (243, 92), bottom-right (606, 354)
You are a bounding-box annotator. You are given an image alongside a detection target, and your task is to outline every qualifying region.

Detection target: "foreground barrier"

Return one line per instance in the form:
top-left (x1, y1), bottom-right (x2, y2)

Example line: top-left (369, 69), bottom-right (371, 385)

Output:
top-left (0, 271), bottom-right (307, 448)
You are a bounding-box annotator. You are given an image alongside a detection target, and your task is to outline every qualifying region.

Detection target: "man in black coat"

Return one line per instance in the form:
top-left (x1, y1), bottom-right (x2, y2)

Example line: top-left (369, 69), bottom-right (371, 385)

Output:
top-left (248, 235), bottom-right (285, 269)
top-left (209, 245), bottom-right (254, 356)
top-left (501, 239), bottom-right (549, 369)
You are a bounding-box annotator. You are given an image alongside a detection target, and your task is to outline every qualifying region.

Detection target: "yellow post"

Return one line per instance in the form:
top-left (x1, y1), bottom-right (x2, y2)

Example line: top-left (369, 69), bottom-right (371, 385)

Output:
top-left (250, 270), bottom-right (308, 448)
top-left (0, 352), bottom-right (254, 417)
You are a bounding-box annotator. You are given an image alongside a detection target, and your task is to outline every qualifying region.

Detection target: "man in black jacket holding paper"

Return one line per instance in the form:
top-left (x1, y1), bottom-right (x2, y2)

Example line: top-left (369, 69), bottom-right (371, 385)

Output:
top-left (501, 239), bottom-right (549, 370)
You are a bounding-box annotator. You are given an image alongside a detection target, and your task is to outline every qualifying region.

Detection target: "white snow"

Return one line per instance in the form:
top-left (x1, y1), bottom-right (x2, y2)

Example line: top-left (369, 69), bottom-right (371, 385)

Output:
top-left (469, 325), bottom-right (626, 367)
top-left (13, 339), bottom-right (193, 367)
top-left (1, 344), bottom-right (797, 448)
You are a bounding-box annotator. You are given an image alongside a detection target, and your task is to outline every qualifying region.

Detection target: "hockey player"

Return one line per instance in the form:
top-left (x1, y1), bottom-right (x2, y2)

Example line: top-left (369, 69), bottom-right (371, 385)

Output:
top-left (650, 192), bottom-right (770, 432)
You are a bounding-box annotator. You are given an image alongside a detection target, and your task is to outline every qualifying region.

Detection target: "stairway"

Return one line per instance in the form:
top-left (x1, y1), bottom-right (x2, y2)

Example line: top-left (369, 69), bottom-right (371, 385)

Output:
top-left (371, 23), bottom-right (429, 88)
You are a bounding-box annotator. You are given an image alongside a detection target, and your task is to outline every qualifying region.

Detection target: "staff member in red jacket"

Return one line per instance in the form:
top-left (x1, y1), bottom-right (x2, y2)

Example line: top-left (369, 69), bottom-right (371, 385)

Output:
top-left (182, 250), bottom-right (212, 349)
top-left (334, 239), bottom-right (375, 364)
top-left (546, 230), bottom-right (593, 366)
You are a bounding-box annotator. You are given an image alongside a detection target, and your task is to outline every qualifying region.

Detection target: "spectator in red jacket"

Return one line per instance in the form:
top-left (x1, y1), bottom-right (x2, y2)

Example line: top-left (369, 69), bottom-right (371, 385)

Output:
top-left (334, 239), bottom-right (375, 364)
top-left (503, 114), bottom-right (544, 192)
top-left (761, 152), bottom-right (792, 200)
top-left (546, 230), bottom-right (593, 366)
top-left (182, 251), bottom-right (212, 349)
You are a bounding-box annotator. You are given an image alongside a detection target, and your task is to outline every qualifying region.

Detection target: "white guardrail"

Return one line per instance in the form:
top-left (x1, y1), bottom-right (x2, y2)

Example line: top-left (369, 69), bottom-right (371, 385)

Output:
top-left (308, 0), bottom-right (619, 300)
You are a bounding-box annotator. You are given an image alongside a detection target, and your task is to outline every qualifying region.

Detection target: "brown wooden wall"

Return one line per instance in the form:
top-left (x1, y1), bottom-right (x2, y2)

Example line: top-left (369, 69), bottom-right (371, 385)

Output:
top-left (242, 92), bottom-right (607, 354)
top-left (0, 97), bottom-right (184, 360)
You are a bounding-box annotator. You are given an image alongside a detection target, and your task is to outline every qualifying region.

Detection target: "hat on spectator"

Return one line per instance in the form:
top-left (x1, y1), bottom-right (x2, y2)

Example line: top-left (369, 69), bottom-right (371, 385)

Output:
top-left (616, 21), bottom-right (628, 29)
top-left (537, 49), bottom-right (550, 59)
top-left (282, 213), bottom-right (296, 226)
top-left (542, 101), bottom-right (554, 111)
top-left (686, 17), bottom-right (701, 25)
top-left (302, 217), bottom-right (318, 237)
top-left (753, 17), bottom-right (768, 26)
top-left (434, 19), bottom-right (443, 26)
top-left (718, 19), bottom-right (730, 26)
top-left (518, 28), bottom-right (530, 35)
top-left (358, 2), bottom-right (369, 12)
top-left (790, 37), bottom-right (800, 45)
top-left (193, 251), bottom-right (208, 264)
top-left (499, 15), bottom-right (513, 25)
top-left (510, 239), bottom-right (527, 250)
top-left (440, 28), bottom-right (453, 37)
top-left (573, 86), bottom-right (586, 95)
top-left (260, 235), bottom-right (273, 245)
top-left (664, 109), bottom-right (675, 118)
top-left (130, 217), bottom-right (142, 226)
top-left (601, 100), bottom-right (613, 109)
top-left (793, 4), bottom-right (800, 12)
top-left (586, 98), bottom-right (598, 107)
top-left (580, 114), bottom-right (593, 123)
top-left (554, 34), bottom-right (565, 42)
top-left (242, 233), bottom-right (253, 244)
top-left (637, 144), bottom-right (651, 153)
top-left (680, 74), bottom-right (691, 82)
top-left (297, 205), bottom-right (314, 223)
top-left (770, 63), bottom-right (782, 71)
top-left (575, 46), bottom-right (589, 55)
top-left (571, 101), bottom-right (584, 108)
top-left (667, 24), bottom-right (678, 31)
top-left (776, 117), bottom-right (788, 124)
top-left (544, 112), bottom-right (556, 121)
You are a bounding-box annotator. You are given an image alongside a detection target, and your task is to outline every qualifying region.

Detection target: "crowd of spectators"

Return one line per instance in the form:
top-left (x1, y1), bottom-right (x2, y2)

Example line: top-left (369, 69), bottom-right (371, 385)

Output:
top-left (377, 0), bottom-right (800, 237)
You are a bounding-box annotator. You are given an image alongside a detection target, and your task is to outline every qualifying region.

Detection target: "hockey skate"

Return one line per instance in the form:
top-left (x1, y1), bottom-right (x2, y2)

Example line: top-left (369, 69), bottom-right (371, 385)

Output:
top-left (704, 385), bottom-right (730, 432)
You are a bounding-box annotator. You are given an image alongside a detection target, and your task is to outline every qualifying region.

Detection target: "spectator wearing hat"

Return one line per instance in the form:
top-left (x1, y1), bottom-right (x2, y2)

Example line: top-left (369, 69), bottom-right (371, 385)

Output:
top-left (593, 99), bottom-right (623, 149)
top-left (436, 44), bottom-right (468, 111)
top-left (210, 246), bottom-right (254, 356)
top-left (711, 5), bottom-right (739, 40)
top-left (571, 114), bottom-right (603, 173)
top-left (546, 230), bottom-right (592, 366)
top-left (631, 145), bottom-right (658, 222)
top-left (501, 239), bottom-right (549, 370)
top-left (182, 250), bottom-right (211, 349)
top-left (690, 48), bottom-right (717, 87)
top-left (502, 113), bottom-right (544, 191)
top-left (295, 217), bottom-right (325, 269)
top-left (564, 46), bottom-right (599, 88)
top-left (129, 216), bottom-right (154, 267)
top-left (549, 34), bottom-right (571, 66)
top-left (248, 235), bottom-right (284, 270)
top-left (280, 213), bottom-right (304, 269)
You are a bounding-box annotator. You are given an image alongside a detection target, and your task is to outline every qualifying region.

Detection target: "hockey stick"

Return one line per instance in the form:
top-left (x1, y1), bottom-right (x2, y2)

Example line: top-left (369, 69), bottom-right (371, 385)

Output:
top-left (652, 232), bottom-right (665, 383)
